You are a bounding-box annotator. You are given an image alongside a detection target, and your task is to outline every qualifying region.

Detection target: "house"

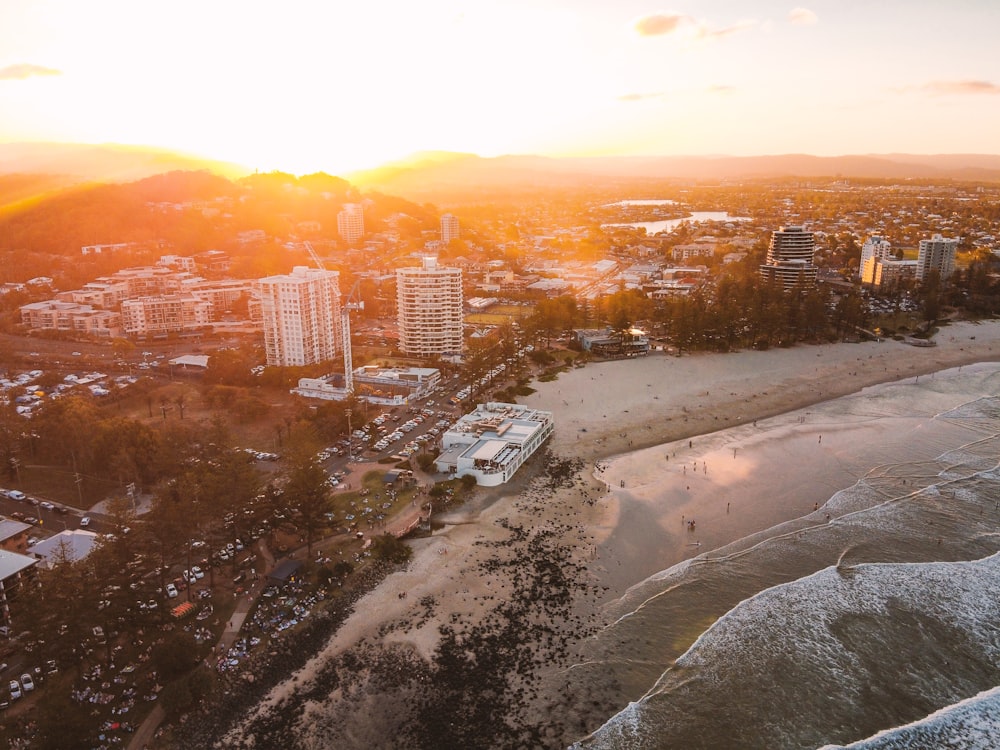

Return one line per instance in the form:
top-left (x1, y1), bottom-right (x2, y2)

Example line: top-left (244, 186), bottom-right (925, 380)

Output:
top-left (0, 519), bottom-right (33, 555)
top-left (30, 529), bottom-right (99, 568)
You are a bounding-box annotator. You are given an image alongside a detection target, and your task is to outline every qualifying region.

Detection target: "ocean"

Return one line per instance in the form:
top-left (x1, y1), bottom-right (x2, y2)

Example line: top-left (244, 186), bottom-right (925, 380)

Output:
top-left (572, 365), bottom-right (1000, 749)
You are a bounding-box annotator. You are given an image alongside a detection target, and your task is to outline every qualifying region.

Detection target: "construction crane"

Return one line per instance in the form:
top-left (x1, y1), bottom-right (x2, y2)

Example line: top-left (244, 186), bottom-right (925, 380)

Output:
top-left (303, 241), bottom-right (363, 395)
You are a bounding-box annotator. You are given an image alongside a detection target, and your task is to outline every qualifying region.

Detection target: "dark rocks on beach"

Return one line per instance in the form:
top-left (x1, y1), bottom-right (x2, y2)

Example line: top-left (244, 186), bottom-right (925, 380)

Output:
top-left (165, 451), bottom-right (602, 750)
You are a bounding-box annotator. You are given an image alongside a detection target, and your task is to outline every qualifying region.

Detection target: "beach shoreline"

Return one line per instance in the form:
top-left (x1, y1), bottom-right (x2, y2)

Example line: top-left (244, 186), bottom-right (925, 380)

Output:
top-left (214, 319), bottom-right (1000, 748)
top-left (526, 319), bottom-right (1000, 464)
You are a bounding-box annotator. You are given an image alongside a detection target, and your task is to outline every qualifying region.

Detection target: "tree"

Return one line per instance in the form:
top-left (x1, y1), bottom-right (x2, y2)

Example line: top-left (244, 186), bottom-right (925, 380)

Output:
top-left (370, 533), bottom-right (412, 564)
top-left (152, 631), bottom-right (200, 680)
top-left (332, 560), bottom-right (354, 580)
top-left (35, 541), bottom-right (94, 672)
top-left (918, 270), bottom-right (942, 325)
top-left (283, 456), bottom-right (331, 555)
top-left (33, 686), bottom-right (95, 750)
top-left (31, 396), bottom-right (102, 472)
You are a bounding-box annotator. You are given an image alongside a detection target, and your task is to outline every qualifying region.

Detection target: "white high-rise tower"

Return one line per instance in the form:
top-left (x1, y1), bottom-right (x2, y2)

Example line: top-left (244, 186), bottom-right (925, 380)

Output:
top-left (759, 225), bottom-right (818, 289)
top-left (337, 204), bottom-right (365, 243)
top-left (441, 214), bottom-right (460, 243)
top-left (396, 257), bottom-right (463, 357)
top-left (258, 266), bottom-right (342, 367)
top-left (916, 234), bottom-right (958, 282)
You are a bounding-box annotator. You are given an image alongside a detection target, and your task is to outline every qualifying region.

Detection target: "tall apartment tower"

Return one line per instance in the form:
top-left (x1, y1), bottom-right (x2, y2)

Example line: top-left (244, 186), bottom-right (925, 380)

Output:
top-left (759, 225), bottom-right (818, 289)
top-left (337, 204), bottom-right (365, 243)
top-left (258, 266), bottom-right (342, 367)
top-left (916, 234), bottom-right (958, 282)
top-left (441, 213), bottom-right (460, 243)
top-left (859, 235), bottom-right (893, 281)
top-left (396, 257), bottom-right (463, 357)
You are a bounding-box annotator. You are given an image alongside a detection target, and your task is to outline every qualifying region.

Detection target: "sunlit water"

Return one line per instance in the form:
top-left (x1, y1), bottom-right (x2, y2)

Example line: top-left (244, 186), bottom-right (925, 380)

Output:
top-left (601, 211), bottom-right (751, 235)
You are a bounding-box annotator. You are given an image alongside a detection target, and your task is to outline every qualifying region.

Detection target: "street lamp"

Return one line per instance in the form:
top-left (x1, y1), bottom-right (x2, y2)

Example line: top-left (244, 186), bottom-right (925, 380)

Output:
top-left (346, 408), bottom-right (353, 463)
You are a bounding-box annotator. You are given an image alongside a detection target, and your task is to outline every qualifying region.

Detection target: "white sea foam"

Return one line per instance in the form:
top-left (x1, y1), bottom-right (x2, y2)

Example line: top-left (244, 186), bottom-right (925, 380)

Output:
top-left (581, 555), bottom-right (1000, 748)
top-left (817, 685), bottom-right (1000, 749)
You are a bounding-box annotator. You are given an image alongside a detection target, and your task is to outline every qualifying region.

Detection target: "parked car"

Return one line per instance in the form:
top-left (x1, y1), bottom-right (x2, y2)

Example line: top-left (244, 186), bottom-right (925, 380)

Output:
top-left (79, 517), bottom-right (91, 527)
top-left (19, 674), bottom-right (33, 692)
top-left (38, 501), bottom-right (55, 511)
top-left (5, 491), bottom-right (25, 502)
top-left (165, 583), bottom-right (179, 598)
top-left (8, 681), bottom-right (20, 700)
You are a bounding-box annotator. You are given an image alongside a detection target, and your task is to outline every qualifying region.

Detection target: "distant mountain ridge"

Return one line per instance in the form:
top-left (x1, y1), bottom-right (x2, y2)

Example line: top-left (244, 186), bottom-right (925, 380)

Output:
top-left (2, 142), bottom-right (999, 204)
top-left (348, 151), bottom-right (1000, 201)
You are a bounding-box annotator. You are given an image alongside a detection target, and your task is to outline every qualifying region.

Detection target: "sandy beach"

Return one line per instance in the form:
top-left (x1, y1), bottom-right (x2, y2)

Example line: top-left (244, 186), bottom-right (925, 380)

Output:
top-left (214, 319), bottom-right (1000, 748)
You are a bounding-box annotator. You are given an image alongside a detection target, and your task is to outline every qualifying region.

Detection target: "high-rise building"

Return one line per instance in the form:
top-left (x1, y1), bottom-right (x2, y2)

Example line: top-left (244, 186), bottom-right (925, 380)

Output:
top-left (441, 213), bottom-right (460, 243)
top-left (396, 257), bottom-right (463, 357)
top-left (337, 204), bottom-right (365, 243)
top-left (859, 235), bottom-right (893, 280)
top-left (916, 234), bottom-right (958, 282)
top-left (759, 225), bottom-right (818, 289)
top-left (258, 266), bottom-right (342, 367)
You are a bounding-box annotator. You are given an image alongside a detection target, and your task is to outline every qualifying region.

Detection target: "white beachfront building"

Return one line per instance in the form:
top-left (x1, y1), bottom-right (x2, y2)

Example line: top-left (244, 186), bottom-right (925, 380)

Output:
top-left (435, 402), bottom-right (554, 486)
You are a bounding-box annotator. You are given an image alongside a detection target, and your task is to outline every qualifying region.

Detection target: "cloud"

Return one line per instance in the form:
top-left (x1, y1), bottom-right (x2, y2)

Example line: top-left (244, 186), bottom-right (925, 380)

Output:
top-left (634, 12), bottom-right (755, 41)
top-left (617, 92), bottom-right (665, 102)
top-left (788, 8), bottom-right (818, 25)
top-left (695, 19), bottom-right (756, 40)
top-left (921, 80), bottom-right (1000, 96)
top-left (0, 63), bottom-right (61, 81)
top-left (634, 12), bottom-right (691, 37)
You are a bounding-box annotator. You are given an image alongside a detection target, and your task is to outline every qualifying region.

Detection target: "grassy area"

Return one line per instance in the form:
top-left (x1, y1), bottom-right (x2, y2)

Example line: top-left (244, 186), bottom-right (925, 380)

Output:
top-left (19, 464), bottom-right (121, 510)
top-left (328, 469), bottom-right (419, 530)
top-left (465, 304), bottom-right (535, 326)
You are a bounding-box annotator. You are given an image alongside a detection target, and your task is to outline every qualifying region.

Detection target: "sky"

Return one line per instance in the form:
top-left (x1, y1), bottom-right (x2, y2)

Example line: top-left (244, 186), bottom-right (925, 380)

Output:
top-left (1, 0), bottom-right (999, 175)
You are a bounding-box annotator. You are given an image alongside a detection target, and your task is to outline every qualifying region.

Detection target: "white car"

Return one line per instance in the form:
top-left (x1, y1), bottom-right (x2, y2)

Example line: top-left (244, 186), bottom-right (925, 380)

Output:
top-left (190, 566), bottom-right (205, 580)
top-left (79, 516), bottom-right (91, 527)
top-left (20, 674), bottom-right (34, 692)
top-left (9, 680), bottom-right (20, 700)
top-left (165, 583), bottom-right (179, 598)
top-left (39, 501), bottom-right (55, 511)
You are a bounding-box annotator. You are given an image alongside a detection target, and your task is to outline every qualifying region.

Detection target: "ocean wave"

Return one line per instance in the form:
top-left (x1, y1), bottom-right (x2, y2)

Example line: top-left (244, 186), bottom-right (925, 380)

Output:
top-left (816, 685), bottom-right (1000, 750)
top-left (577, 555), bottom-right (1000, 750)
top-left (571, 372), bottom-right (1000, 749)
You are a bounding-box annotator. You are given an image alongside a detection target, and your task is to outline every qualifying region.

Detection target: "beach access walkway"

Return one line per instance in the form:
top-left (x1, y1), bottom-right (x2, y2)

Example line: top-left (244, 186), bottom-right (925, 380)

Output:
top-left (127, 539), bottom-right (272, 750)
